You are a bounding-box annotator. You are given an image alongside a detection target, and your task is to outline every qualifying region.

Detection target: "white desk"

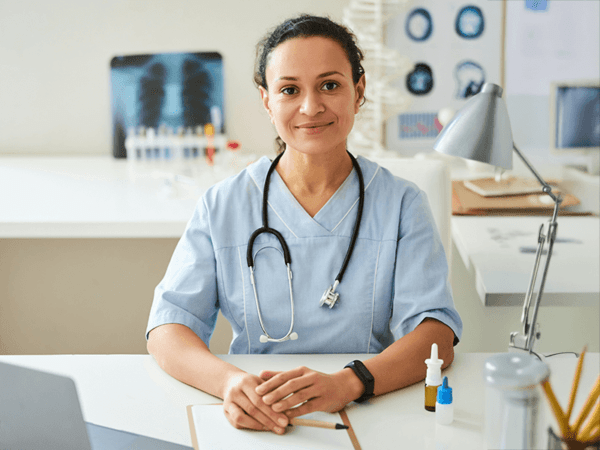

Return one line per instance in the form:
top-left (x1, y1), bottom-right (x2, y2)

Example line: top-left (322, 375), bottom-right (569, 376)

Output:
top-left (0, 156), bottom-right (246, 238)
top-left (452, 216), bottom-right (600, 306)
top-left (0, 353), bottom-right (597, 449)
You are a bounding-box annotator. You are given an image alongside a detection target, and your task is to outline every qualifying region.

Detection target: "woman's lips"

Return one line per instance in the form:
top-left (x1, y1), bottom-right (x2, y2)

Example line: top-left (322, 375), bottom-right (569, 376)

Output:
top-left (296, 122), bottom-right (334, 134)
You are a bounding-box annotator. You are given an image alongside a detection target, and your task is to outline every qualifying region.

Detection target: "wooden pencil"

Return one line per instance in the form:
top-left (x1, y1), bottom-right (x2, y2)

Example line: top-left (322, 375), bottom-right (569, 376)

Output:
top-left (580, 424), bottom-right (600, 444)
top-left (580, 425), bottom-right (599, 443)
top-left (577, 403), bottom-right (600, 439)
top-left (289, 418), bottom-right (349, 430)
top-left (541, 379), bottom-right (572, 439)
top-left (566, 346), bottom-right (587, 423)
top-left (572, 375), bottom-right (600, 436)
top-left (577, 401), bottom-right (600, 442)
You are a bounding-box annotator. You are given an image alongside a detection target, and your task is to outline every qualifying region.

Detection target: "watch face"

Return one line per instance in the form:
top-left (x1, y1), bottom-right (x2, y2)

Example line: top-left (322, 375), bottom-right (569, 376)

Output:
top-left (346, 361), bottom-right (374, 402)
top-left (348, 361), bottom-right (374, 383)
top-left (359, 364), bottom-right (374, 382)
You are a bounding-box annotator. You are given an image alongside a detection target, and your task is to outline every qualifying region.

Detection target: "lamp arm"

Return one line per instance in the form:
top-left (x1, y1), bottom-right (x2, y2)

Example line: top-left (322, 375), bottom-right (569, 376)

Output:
top-left (524, 204), bottom-right (560, 353)
top-left (520, 223), bottom-right (546, 334)
top-left (512, 143), bottom-right (561, 203)
top-left (510, 143), bottom-right (564, 353)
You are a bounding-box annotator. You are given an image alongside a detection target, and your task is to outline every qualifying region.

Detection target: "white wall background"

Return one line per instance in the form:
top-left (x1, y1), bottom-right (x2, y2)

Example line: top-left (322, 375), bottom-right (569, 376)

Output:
top-left (0, 0), bottom-right (346, 156)
top-left (504, 0), bottom-right (600, 167)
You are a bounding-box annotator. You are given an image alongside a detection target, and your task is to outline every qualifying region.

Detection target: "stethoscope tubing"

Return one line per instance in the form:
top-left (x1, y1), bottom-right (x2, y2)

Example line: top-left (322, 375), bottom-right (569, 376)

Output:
top-left (246, 150), bottom-right (364, 343)
top-left (335, 152), bottom-right (364, 285)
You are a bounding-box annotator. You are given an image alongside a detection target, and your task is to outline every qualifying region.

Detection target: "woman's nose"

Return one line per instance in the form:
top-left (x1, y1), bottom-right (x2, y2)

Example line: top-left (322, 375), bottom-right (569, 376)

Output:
top-left (299, 91), bottom-right (325, 116)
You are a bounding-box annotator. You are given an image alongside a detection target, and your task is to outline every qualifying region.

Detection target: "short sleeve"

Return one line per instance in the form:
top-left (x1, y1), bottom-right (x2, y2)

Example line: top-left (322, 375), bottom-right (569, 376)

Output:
top-left (145, 196), bottom-right (219, 347)
top-left (390, 190), bottom-right (462, 345)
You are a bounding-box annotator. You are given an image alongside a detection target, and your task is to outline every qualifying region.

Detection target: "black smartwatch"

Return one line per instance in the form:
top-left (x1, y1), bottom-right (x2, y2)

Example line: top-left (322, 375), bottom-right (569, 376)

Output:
top-left (344, 360), bottom-right (374, 403)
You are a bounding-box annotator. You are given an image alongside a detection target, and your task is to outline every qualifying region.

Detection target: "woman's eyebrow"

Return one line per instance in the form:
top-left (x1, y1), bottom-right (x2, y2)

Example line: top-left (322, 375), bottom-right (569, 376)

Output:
top-left (274, 71), bottom-right (345, 83)
top-left (317, 71), bottom-right (344, 79)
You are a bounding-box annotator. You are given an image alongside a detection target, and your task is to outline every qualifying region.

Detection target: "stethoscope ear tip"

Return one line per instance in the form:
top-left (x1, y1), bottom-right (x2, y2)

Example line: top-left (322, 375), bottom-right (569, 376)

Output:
top-left (290, 332), bottom-right (299, 341)
top-left (259, 335), bottom-right (269, 343)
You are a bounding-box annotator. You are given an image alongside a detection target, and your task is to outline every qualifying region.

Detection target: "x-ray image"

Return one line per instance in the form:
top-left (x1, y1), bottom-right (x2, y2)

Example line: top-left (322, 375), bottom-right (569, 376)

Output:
top-left (455, 5), bottom-right (485, 39)
top-left (454, 61), bottom-right (485, 98)
top-left (405, 8), bottom-right (433, 42)
top-left (406, 63), bottom-right (434, 95)
top-left (110, 52), bottom-right (223, 158)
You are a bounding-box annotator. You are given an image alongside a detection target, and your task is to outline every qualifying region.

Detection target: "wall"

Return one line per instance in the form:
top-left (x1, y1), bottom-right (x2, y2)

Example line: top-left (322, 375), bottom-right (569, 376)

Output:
top-left (0, 0), bottom-right (346, 157)
top-left (504, 0), bottom-right (600, 168)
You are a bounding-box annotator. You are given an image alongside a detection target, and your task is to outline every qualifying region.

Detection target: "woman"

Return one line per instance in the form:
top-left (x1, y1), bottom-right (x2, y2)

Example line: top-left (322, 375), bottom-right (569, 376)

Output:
top-left (146, 15), bottom-right (462, 435)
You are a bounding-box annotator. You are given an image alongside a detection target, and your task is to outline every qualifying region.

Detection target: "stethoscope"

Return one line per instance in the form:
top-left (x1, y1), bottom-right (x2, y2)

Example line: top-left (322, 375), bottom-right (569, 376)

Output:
top-left (246, 150), bottom-right (364, 343)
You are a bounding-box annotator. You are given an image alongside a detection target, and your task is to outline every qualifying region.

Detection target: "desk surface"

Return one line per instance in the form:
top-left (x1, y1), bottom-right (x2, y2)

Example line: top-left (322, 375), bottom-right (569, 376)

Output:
top-left (452, 216), bottom-right (600, 306)
top-left (0, 353), bottom-right (597, 449)
top-left (0, 156), bottom-right (245, 238)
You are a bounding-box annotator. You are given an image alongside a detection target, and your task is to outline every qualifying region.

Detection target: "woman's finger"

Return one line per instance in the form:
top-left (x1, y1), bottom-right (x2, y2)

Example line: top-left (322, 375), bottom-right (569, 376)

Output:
top-left (227, 397), bottom-right (287, 434)
top-left (271, 386), bottom-right (315, 412)
top-left (223, 373), bottom-right (289, 433)
top-left (258, 370), bottom-right (281, 381)
top-left (256, 366), bottom-right (309, 396)
top-left (262, 375), bottom-right (314, 406)
top-left (224, 402), bottom-right (266, 431)
top-left (242, 384), bottom-right (290, 432)
top-left (284, 400), bottom-right (320, 419)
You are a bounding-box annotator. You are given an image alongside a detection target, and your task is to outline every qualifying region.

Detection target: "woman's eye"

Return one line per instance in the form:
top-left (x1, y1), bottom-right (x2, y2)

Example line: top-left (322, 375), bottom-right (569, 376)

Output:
top-left (322, 81), bottom-right (339, 91)
top-left (281, 87), bottom-right (297, 95)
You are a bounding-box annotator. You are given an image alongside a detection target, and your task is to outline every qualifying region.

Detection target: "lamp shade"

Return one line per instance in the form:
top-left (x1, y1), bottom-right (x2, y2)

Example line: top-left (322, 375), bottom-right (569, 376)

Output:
top-left (433, 83), bottom-right (514, 170)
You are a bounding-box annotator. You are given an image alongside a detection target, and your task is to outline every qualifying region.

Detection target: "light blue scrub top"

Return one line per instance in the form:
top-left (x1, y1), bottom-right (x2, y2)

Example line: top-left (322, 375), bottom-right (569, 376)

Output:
top-left (146, 155), bottom-right (462, 354)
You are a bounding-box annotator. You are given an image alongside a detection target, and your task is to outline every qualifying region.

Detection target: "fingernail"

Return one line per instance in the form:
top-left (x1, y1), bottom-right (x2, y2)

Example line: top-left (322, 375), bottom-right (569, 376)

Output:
top-left (255, 386), bottom-right (264, 394)
top-left (273, 403), bottom-right (283, 412)
top-left (275, 427), bottom-right (284, 434)
top-left (278, 418), bottom-right (287, 426)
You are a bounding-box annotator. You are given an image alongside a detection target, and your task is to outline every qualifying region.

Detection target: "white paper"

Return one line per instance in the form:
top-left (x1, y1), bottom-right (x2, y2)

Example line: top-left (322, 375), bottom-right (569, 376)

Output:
top-left (505, 0), bottom-right (600, 96)
top-left (189, 405), bottom-right (354, 450)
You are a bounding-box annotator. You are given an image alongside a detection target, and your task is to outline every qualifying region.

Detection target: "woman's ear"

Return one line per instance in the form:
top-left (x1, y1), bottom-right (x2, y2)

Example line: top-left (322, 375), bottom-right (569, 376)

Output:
top-left (259, 86), bottom-right (274, 124)
top-left (354, 74), bottom-right (366, 113)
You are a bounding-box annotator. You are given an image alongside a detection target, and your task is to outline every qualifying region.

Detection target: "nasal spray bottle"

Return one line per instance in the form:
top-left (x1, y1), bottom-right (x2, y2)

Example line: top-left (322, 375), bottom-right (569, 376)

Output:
top-left (424, 343), bottom-right (443, 412)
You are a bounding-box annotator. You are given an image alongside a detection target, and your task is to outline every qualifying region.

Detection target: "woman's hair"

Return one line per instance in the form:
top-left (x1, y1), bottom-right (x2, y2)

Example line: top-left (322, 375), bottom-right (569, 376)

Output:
top-left (253, 14), bottom-right (366, 153)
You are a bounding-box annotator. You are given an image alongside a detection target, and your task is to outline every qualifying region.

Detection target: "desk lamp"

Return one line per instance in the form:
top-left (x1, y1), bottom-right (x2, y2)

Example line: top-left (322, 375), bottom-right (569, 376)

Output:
top-left (433, 83), bottom-right (563, 355)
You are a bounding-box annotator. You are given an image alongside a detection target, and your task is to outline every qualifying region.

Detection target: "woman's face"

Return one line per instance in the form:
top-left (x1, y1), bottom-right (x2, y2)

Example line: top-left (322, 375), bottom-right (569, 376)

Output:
top-left (260, 36), bottom-right (365, 157)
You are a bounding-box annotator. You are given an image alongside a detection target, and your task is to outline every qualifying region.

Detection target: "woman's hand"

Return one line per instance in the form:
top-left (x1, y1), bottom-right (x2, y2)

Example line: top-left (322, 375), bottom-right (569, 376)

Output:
top-left (255, 366), bottom-right (364, 419)
top-left (222, 372), bottom-right (290, 434)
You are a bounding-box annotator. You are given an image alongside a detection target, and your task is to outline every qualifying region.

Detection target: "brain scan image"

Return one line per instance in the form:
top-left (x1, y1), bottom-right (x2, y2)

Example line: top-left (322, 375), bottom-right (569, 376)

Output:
top-left (406, 63), bottom-right (434, 95)
top-left (405, 8), bottom-right (433, 42)
top-left (454, 61), bottom-right (485, 98)
top-left (455, 5), bottom-right (484, 39)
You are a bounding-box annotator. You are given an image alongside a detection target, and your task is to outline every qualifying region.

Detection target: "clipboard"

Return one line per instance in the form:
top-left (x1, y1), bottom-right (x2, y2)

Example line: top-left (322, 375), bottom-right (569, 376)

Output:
top-left (452, 180), bottom-right (583, 216)
top-left (187, 404), bottom-right (361, 450)
top-left (463, 176), bottom-right (562, 197)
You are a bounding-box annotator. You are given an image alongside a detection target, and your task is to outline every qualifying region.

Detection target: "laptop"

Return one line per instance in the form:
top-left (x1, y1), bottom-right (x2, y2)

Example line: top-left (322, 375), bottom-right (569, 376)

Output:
top-left (0, 361), bottom-right (192, 450)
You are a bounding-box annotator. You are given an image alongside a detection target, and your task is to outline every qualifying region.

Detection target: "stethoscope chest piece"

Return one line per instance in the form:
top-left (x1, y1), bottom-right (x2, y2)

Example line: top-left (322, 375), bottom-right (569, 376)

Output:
top-left (319, 281), bottom-right (340, 309)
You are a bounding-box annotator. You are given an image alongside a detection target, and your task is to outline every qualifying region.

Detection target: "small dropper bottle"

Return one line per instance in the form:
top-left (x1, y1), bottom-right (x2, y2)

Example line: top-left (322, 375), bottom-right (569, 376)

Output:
top-left (424, 343), bottom-right (443, 412)
top-left (436, 376), bottom-right (453, 425)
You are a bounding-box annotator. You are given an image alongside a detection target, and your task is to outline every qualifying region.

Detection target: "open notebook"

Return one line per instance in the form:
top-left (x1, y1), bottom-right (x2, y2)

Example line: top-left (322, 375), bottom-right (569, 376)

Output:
top-left (187, 404), bottom-right (361, 450)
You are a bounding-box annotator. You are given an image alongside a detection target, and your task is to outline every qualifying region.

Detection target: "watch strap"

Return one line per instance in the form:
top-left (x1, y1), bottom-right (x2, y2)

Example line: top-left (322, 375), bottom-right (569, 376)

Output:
top-left (344, 360), bottom-right (374, 403)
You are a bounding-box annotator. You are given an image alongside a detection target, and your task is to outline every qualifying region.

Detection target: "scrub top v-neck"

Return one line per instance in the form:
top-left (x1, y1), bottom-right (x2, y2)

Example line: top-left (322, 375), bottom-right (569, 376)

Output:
top-left (146, 155), bottom-right (463, 354)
